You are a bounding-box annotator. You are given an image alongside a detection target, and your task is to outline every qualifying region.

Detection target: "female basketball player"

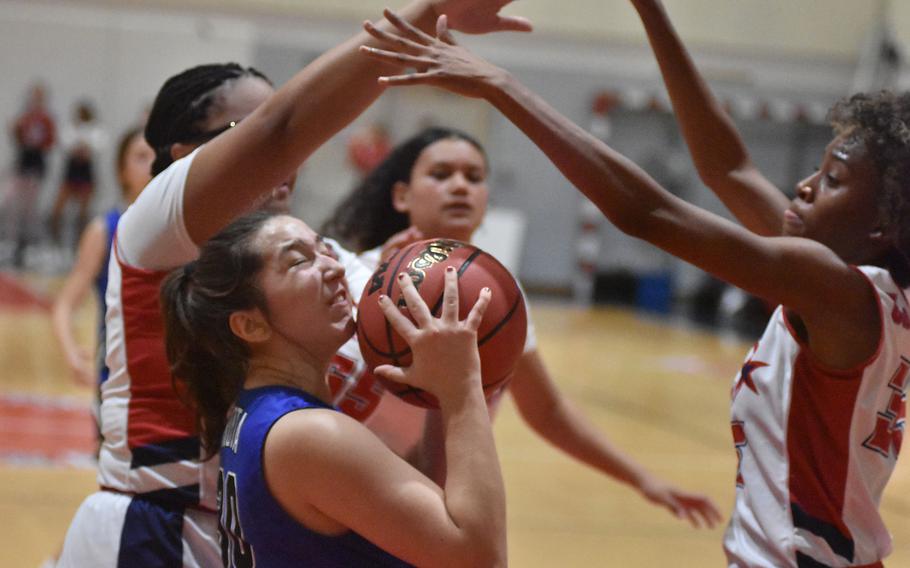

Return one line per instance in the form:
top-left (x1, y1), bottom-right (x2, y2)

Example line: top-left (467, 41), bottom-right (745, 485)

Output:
top-left (323, 126), bottom-right (721, 528)
top-left (52, 127), bottom-right (153, 387)
top-left (160, 210), bottom-right (504, 567)
top-left (56, 3), bottom-right (530, 566)
top-left (361, 9), bottom-right (910, 566)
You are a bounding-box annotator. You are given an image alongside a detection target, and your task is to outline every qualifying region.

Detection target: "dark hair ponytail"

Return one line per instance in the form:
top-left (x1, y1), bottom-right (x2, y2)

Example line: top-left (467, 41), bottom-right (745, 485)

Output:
top-left (161, 210), bottom-right (276, 458)
top-left (322, 126), bottom-right (487, 252)
top-left (145, 63), bottom-right (271, 176)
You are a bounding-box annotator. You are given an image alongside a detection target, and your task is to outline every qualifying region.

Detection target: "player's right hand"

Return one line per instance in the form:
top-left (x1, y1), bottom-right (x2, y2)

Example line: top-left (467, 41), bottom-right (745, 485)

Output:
top-left (373, 266), bottom-right (490, 401)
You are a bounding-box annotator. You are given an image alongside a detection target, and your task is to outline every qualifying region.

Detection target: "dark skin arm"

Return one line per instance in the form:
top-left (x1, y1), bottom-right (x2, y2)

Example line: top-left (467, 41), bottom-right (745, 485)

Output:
top-left (181, 0), bottom-right (531, 246)
top-left (360, 12), bottom-right (881, 371)
top-left (630, 0), bottom-right (790, 237)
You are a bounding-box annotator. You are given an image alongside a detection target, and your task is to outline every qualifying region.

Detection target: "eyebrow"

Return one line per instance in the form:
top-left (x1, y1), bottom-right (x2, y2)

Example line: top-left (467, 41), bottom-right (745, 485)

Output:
top-left (277, 235), bottom-right (325, 256)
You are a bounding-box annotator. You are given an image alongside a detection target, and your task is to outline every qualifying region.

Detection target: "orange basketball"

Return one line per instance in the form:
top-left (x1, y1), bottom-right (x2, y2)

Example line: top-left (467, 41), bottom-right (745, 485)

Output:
top-left (357, 239), bottom-right (527, 408)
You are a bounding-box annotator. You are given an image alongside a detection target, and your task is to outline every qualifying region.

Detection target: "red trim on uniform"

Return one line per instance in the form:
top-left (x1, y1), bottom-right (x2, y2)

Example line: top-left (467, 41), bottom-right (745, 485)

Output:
top-left (787, 347), bottom-right (864, 552)
top-left (114, 239), bottom-right (196, 449)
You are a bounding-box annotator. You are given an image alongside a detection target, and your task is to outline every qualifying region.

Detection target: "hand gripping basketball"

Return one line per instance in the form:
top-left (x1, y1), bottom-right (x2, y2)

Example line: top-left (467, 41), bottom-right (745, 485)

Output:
top-left (373, 266), bottom-right (489, 402)
top-left (357, 238), bottom-right (528, 407)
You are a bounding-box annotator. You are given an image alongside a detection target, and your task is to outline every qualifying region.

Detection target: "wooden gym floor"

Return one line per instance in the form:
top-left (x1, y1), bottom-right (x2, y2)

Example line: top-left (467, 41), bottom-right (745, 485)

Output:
top-left (1, 270), bottom-right (908, 567)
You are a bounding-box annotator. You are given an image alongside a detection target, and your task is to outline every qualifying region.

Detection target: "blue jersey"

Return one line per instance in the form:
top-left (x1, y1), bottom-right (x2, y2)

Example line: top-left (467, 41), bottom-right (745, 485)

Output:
top-left (219, 386), bottom-right (414, 568)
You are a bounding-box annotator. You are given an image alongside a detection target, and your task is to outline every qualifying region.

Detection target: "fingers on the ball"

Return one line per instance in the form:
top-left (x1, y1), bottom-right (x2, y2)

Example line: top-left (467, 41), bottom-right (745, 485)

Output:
top-left (465, 287), bottom-right (491, 330)
top-left (378, 294), bottom-right (417, 337)
top-left (397, 273), bottom-right (433, 325)
top-left (441, 266), bottom-right (459, 322)
top-left (374, 364), bottom-right (406, 383)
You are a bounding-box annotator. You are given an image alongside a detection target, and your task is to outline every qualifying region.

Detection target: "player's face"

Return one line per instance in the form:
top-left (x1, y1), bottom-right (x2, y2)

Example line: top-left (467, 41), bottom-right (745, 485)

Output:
top-left (202, 76), bottom-right (297, 214)
top-left (254, 216), bottom-right (354, 359)
top-left (394, 138), bottom-right (488, 242)
top-left (784, 133), bottom-right (886, 264)
top-left (119, 134), bottom-right (154, 203)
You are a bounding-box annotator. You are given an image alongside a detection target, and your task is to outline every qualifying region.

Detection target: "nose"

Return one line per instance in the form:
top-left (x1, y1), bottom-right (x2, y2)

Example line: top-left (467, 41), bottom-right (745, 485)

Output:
top-left (319, 253), bottom-right (346, 281)
top-left (794, 174), bottom-right (816, 203)
top-left (449, 171), bottom-right (471, 195)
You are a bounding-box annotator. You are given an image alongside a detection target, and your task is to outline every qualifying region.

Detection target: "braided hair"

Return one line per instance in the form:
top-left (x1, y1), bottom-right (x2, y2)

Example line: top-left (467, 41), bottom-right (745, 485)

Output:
top-left (160, 209), bottom-right (275, 458)
top-left (829, 91), bottom-right (910, 286)
top-left (322, 127), bottom-right (487, 252)
top-left (145, 63), bottom-right (271, 176)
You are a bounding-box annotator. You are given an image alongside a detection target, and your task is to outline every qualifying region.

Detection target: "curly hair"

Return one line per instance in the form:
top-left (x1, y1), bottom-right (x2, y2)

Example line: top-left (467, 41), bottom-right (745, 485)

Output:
top-left (829, 91), bottom-right (910, 286)
top-left (160, 210), bottom-right (275, 458)
top-left (322, 127), bottom-right (487, 252)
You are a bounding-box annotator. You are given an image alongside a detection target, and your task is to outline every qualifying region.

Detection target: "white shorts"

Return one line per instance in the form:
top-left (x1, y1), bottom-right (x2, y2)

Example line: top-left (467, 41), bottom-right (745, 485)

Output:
top-left (57, 490), bottom-right (220, 568)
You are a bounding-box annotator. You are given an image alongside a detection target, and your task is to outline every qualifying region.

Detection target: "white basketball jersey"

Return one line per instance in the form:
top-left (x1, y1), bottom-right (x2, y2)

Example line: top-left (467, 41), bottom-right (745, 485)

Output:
top-left (725, 266), bottom-right (907, 567)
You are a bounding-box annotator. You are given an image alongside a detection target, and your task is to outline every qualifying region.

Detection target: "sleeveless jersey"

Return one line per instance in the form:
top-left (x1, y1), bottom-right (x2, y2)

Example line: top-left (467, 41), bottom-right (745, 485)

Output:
top-left (724, 266), bottom-right (907, 567)
top-left (99, 150), bottom-right (216, 510)
top-left (329, 245), bottom-right (538, 456)
top-left (218, 386), bottom-right (413, 568)
top-left (99, 150), bottom-right (374, 510)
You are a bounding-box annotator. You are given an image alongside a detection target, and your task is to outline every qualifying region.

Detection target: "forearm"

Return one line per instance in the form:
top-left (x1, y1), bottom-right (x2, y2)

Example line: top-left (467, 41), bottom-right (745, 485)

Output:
top-left (631, 0), bottom-right (788, 234)
top-left (521, 396), bottom-right (652, 489)
top-left (483, 72), bottom-right (671, 240)
top-left (439, 387), bottom-right (507, 567)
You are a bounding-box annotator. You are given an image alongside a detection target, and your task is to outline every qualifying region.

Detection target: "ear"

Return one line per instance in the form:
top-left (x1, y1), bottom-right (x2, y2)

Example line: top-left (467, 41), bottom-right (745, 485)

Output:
top-left (229, 308), bottom-right (271, 344)
top-left (170, 142), bottom-right (198, 163)
top-left (391, 181), bottom-right (411, 214)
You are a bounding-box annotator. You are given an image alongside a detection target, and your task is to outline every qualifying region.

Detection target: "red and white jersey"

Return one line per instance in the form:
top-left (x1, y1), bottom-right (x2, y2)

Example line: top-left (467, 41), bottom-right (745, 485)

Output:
top-left (99, 149), bottom-right (215, 509)
top-left (725, 265), bottom-right (907, 567)
top-left (329, 245), bottom-right (538, 456)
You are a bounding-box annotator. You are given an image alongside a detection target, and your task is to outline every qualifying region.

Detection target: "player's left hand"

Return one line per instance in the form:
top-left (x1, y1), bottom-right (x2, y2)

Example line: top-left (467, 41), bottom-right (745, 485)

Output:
top-left (428, 0), bottom-right (532, 35)
top-left (639, 475), bottom-right (723, 529)
top-left (360, 10), bottom-right (507, 100)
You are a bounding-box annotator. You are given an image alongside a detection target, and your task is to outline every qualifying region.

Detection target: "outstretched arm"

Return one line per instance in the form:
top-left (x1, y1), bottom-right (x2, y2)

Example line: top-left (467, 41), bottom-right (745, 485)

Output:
top-left (52, 218), bottom-right (108, 387)
top-left (359, 12), bottom-right (880, 371)
top-left (183, 0), bottom-right (531, 245)
top-left (510, 350), bottom-right (721, 528)
top-left (630, 0), bottom-right (789, 236)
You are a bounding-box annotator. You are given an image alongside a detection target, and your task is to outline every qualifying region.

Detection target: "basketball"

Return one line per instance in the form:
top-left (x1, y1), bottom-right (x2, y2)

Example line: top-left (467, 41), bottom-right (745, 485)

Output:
top-left (357, 238), bottom-right (527, 408)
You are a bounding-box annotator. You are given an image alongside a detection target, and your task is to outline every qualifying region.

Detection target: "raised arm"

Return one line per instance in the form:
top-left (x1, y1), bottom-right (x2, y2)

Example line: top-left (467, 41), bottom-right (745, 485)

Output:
top-left (630, 0), bottom-right (789, 236)
top-left (359, 12), bottom-right (880, 371)
top-left (183, 0), bottom-right (531, 245)
top-left (266, 269), bottom-right (506, 567)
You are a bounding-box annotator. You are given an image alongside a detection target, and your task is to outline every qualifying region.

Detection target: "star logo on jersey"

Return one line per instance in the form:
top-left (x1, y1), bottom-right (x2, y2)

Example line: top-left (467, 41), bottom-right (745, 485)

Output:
top-left (732, 359), bottom-right (767, 400)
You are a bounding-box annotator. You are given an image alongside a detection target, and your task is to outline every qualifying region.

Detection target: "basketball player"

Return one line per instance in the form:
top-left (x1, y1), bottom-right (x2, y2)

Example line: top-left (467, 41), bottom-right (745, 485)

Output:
top-left (362, 9), bottom-right (910, 567)
top-left (53, 127), bottom-right (154, 388)
top-left (55, 2), bottom-right (530, 566)
top-left (160, 210), bottom-right (504, 567)
top-left (323, 126), bottom-right (721, 527)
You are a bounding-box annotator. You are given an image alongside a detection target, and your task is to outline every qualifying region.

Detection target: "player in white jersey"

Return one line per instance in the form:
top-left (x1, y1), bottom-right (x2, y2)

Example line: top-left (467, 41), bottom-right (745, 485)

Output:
top-left (323, 126), bottom-right (721, 525)
top-left (56, 3), bottom-right (532, 566)
top-left (361, 7), bottom-right (910, 566)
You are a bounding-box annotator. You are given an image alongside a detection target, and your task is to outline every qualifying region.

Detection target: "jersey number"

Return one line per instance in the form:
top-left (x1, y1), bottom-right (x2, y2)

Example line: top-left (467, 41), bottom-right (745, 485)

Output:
top-left (218, 468), bottom-right (255, 568)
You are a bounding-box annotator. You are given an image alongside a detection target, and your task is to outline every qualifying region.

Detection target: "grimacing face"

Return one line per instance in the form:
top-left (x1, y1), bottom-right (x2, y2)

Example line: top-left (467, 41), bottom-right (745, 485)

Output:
top-left (250, 216), bottom-right (354, 360)
top-left (393, 138), bottom-right (489, 243)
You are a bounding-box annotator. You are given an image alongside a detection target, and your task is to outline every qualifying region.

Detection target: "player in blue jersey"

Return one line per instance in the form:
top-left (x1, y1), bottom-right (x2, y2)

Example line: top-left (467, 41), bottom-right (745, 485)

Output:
top-left (52, 127), bottom-right (154, 388)
top-left (161, 210), bottom-right (506, 568)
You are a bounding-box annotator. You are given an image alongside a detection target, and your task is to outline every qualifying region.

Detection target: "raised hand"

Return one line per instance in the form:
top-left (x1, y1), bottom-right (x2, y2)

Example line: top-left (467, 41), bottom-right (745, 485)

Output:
top-left (360, 10), bottom-right (507, 99)
top-left (429, 0), bottom-right (532, 35)
top-left (374, 266), bottom-right (491, 402)
top-left (638, 474), bottom-right (723, 529)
